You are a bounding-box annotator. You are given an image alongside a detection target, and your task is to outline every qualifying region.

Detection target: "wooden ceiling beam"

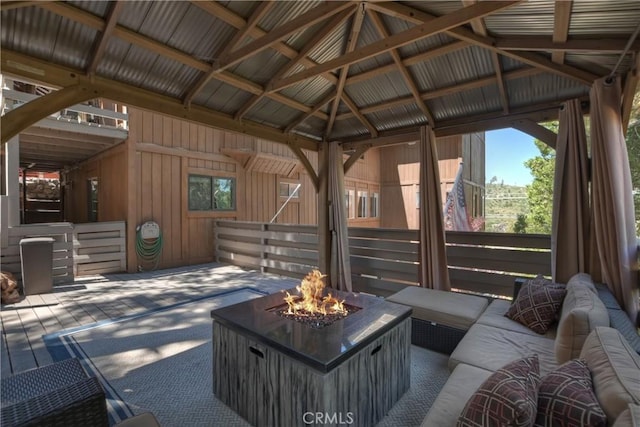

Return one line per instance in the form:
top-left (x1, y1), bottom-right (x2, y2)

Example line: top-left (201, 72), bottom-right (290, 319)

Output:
top-left (270, 1), bottom-right (521, 92)
top-left (461, 0), bottom-right (509, 114)
top-left (370, 2), bottom-right (600, 85)
top-left (217, 2), bottom-right (354, 71)
top-left (326, 4), bottom-right (366, 137)
top-left (236, 7), bottom-right (354, 121)
top-left (336, 67), bottom-right (540, 120)
top-left (369, 10), bottom-right (435, 124)
top-left (285, 90), bottom-right (336, 133)
top-left (184, 1), bottom-right (273, 106)
top-left (552, 1), bottom-right (572, 63)
top-left (39, 2), bottom-right (329, 122)
top-left (1, 50), bottom-right (321, 150)
top-left (342, 94), bottom-right (378, 137)
top-left (496, 37), bottom-right (640, 52)
top-left (87, 1), bottom-right (124, 76)
top-left (511, 119), bottom-right (557, 149)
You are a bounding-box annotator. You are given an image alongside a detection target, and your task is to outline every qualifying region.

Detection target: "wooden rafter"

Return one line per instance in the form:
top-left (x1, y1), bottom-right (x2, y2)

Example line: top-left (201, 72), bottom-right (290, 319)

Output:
top-left (369, 2), bottom-right (599, 85)
top-left (369, 10), bottom-right (435, 124)
top-left (184, 1), bottom-right (274, 107)
top-left (270, 1), bottom-right (520, 92)
top-left (511, 119), bottom-right (557, 149)
top-left (38, 2), bottom-right (328, 122)
top-left (285, 90), bottom-right (337, 133)
top-left (552, 1), bottom-right (573, 64)
top-left (343, 144), bottom-right (371, 175)
top-left (216, 2), bottom-right (354, 72)
top-left (289, 144), bottom-right (319, 191)
top-left (495, 37), bottom-right (640, 52)
top-left (326, 4), bottom-right (366, 137)
top-left (1, 50), bottom-right (320, 150)
top-left (337, 67), bottom-right (540, 121)
top-left (462, 0), bottom-right (508, 113)
top-left (87, 1), bottom-right (124, 75)
top-left (235, 7), bottom-right (355, 121)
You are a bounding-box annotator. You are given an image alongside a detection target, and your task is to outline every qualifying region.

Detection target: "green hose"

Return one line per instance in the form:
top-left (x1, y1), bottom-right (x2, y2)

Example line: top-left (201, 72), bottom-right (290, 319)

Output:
top-left (135, 227), bottom-right (163, 271)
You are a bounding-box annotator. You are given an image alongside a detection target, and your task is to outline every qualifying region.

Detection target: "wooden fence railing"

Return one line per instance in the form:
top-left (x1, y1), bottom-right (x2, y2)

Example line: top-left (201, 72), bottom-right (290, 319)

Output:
top-left (1, 222), bottom-right (75, 285)
top-left (73, 221), bottom-right (126, 276)
top-left (1, 221), bottom-right (126, 286)
top-left (214, 220), bottom-right (552, 299)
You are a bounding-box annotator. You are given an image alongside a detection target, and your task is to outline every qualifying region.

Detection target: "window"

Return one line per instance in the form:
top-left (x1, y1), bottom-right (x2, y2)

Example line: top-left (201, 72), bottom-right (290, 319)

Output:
top-left (87, 177), bottom-right (98, 222)
top-left (279, 182), bottom-right (300, 198)
top-left (371, 192), bottom-right (379, 218)
top-left (188, 175), bottom-right (235, 211)
top-left (345, 189), bottom-right (355, 218)
top-left (357, 191), bottom-right (368, 218)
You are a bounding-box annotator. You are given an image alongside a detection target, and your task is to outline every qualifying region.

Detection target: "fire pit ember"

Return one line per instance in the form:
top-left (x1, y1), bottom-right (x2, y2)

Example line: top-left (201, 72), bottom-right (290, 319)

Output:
top-left (273, 270), bottom-right (360, 328)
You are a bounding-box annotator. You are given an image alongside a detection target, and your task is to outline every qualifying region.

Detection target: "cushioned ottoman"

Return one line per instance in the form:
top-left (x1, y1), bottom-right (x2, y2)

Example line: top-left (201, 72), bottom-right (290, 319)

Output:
top-left (386, 287), bottom-right (489, 354)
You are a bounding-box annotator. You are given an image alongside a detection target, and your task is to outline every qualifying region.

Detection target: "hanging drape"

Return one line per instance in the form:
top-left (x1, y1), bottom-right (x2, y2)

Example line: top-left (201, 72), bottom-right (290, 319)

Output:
top-left (418, 125), bottom-right (451, 290)
top-left (328, 141), bottom-right (352, 292)
top-left (590, 76), bottom-right (639, 325)
top-left (551, 99), bottom-right (591, 283)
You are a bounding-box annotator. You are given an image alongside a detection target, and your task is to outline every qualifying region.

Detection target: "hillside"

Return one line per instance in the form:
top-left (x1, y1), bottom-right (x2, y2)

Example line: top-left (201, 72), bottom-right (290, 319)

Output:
top-left (484, 181), bottom-right (529, 232)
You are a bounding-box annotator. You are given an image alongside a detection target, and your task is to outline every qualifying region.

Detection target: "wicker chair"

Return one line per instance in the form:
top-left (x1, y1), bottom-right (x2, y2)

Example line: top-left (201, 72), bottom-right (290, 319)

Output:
top-left (1, 358), bottom-right (108, 427)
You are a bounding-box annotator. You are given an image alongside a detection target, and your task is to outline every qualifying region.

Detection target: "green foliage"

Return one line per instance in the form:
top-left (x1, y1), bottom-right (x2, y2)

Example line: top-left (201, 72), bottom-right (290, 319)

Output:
top-left (627, 95), bottom-right (640, 235)
top-left (524, 134), bottom-right (556, 234)
top-left (484, 182), bottom-right (528, 232)
top-left (513, 214), bottom-right (527, 233)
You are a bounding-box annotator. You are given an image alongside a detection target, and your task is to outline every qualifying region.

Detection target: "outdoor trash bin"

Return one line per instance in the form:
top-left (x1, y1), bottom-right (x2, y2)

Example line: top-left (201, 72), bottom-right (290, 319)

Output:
top-left (19, 237), bottom-right (55, 295)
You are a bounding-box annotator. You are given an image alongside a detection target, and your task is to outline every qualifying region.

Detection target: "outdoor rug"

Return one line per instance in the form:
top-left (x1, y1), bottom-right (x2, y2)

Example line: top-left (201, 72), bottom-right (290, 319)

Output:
top-left (44, 288), bottom-right (450, 427)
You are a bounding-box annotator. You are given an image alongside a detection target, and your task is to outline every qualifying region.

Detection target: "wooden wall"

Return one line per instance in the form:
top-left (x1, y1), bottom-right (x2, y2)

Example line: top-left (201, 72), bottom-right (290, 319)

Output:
top-left (63, 143), bottom-right (127, 224)
top-left (379, 133), bottom-right (485, 229)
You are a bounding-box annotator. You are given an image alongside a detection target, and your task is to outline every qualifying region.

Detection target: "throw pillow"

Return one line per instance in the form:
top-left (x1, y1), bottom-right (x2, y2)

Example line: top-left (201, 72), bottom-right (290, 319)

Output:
top-left (457, 355), bottom-right (540, 427)
top-left (536, 359), bottom-right (607, 427)
top-left (506, 278), bottom-right (567, 334)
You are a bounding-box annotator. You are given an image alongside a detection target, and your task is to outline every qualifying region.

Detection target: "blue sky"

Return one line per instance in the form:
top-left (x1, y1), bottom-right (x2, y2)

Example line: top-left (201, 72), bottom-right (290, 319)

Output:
top-left (485, 128), bottom-right (539, 186)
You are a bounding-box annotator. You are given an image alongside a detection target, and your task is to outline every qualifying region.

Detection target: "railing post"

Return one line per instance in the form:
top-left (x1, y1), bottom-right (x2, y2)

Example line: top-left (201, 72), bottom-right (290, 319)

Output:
top-left (260, 223), bottom-right (267, 273)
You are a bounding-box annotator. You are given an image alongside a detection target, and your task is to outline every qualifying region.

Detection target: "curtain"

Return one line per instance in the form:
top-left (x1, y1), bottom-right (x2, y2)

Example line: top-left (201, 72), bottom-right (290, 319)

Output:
top-left (590, 76), bottom-right (639, 324)
top-left (418, 125), bottom-right (451, 290)
top-left (328, 141), bottom-right (352, 292)
top-left (551, 99), bottom-right (591, 283)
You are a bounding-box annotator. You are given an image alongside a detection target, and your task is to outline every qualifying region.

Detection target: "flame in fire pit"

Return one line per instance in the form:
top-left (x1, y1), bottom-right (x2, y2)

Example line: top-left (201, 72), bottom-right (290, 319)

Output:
top-left (283, 270), bottom-right (347, 316)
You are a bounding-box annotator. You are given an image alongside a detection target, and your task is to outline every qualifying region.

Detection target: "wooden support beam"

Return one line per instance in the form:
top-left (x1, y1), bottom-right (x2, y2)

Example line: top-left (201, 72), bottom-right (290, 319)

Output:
top-left (270, 1), bottom-right (521, 92)
top-left (316, 143), bottom-right (330, 276)
top-left (552, 1), bottom-right (572, 64)
top-left (495, 37), bottom-right (640, 53)
top-left (1, 85), bottom-right (95, 143)
top-left (511, 119), bottom-right (558, 149)
top-left (369, 10), bottom-right (435, 124)
top-left (342, 94), bottom-right (378, 137)
top-left (343, 144), bottom-right (371, 175)
top-left (326, 4), bottom-right (365, 137)
top-left (1, 50), bottom-right (321, 150)
top-left (289, 144), bottom-right (319, 191)
top-left (285, 90), bottom-right (336, 133)
top-left (87, 1), bottom-right (124, 75)
top-left (217, 2), bottom-right (354, 72)
top-left (184, 1), bottom-right (274, 106)
top-left (370, 2), bottom-right (600, 85)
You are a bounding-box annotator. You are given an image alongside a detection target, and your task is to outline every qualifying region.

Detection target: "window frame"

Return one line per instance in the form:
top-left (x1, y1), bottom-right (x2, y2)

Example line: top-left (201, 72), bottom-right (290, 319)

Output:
top-left (188, 174), bottom-right (236, 212)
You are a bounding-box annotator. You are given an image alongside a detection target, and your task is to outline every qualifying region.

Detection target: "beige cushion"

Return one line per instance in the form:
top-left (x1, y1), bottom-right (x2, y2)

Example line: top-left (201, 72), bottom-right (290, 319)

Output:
top-left (476, 299), bottom-right (557, 339)
top-left (448, 323), bottom-right (558, 375)
top-left (566, 272), bottom-right (597, 294)
top-left (612, 404), bottom-right (640, 427)
top-left (554, 280), bottom-right (609, 364)
top-left (421, 363), bottom-right (493, 427)
top-left (386, 287), bottom-right (488, 331)
top-left (580, 327), bottom-right (640, 424)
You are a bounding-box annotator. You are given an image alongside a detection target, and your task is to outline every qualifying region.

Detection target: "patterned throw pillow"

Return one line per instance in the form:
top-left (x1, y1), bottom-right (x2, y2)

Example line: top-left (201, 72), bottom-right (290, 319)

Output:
top-left (536, 359), bottom-right (606, 427)
top-left (506, 278), bottom-right (567, 334)
top-left (457, 355), bottom-right (540, 427)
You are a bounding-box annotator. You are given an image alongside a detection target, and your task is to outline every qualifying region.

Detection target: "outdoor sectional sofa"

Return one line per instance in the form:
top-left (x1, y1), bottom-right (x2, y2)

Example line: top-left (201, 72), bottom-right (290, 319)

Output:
top-left (419, 273), bottom-right (640, 426)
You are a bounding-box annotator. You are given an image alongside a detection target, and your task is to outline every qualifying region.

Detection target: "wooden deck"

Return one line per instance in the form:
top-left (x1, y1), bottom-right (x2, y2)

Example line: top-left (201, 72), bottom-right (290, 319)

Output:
top-left (1, 263), bottom-right (298, 378)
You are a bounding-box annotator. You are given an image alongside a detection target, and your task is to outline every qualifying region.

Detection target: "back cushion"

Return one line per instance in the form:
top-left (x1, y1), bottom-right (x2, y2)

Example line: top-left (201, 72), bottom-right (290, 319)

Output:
top-left (566, 272), bottom-right (597, 294)
top-left (580, 327), bottom-right (640, 424)
top-left (555, 280), bottom-right (609, 363)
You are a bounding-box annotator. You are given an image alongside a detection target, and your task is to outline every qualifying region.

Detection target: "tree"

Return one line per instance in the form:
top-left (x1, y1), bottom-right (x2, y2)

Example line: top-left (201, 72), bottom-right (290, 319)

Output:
top-left (513, 214), bottom-right (527, 233)
top-left (626, 90), bottom-right (640, 234)
top-left (524, 124), bottom-right (557, 234)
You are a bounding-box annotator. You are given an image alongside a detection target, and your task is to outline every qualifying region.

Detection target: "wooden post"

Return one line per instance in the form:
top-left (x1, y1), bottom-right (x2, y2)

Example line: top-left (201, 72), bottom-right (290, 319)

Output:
top-left (4, 136), bottom-right (20, 227)
top-left (317, 143), bottom-right (331, 280)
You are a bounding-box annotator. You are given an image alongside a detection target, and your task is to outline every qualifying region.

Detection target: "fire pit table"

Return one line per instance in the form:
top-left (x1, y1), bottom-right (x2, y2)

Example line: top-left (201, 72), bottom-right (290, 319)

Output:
top-left (211, 287), bottom-right (412, 427)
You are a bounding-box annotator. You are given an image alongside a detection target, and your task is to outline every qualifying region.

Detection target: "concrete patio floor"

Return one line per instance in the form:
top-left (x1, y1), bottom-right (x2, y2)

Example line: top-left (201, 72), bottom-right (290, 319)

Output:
top-left (1, 263), bottom-right (299, 378)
